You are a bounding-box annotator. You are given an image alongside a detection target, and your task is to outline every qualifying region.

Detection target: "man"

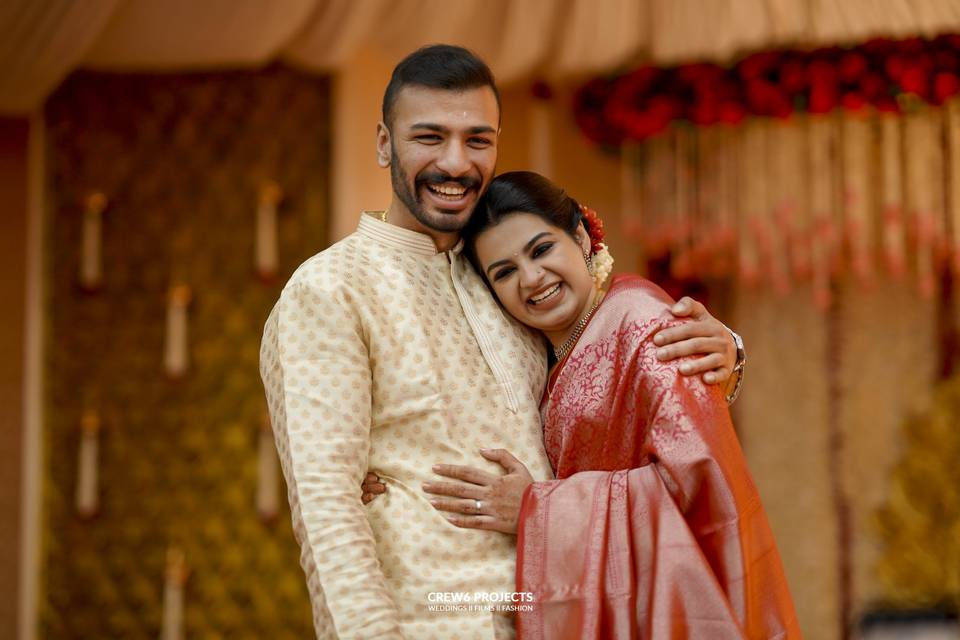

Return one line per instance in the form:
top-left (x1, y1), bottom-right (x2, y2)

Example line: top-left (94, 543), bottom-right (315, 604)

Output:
top-left (260, 45), bottom-right (744, 639)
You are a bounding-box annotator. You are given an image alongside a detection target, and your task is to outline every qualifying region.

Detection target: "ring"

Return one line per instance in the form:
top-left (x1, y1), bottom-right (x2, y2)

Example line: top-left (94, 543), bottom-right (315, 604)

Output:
top-left (475, 499), bottom-right (483, 513)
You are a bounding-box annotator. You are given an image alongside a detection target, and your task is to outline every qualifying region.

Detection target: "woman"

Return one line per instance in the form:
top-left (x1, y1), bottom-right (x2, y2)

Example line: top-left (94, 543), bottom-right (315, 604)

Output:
top-left (368, 172), bottom-right (800, 638)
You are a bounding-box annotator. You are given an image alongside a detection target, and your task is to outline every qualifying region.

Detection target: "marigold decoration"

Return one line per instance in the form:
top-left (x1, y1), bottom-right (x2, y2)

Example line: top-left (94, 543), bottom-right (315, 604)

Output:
top-left (579, 204), bottom-right (614, 288)
top-left (876, 375), bottom-right (960, 609)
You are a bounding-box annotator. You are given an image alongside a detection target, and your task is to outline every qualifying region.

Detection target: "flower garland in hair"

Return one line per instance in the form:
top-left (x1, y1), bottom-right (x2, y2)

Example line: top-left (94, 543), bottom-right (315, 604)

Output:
top-left (579, 204), bottom-right (615, 288)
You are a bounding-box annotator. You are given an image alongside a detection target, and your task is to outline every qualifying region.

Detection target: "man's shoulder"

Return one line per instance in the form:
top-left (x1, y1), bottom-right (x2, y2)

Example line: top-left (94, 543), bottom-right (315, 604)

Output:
top-left (282, 231), bottom-right (376, 292)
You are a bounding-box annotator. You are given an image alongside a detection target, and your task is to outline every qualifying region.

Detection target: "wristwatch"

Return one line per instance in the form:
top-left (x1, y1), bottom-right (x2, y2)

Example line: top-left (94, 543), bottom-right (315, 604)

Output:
top-left (724, 328), bottom-right (746, 405)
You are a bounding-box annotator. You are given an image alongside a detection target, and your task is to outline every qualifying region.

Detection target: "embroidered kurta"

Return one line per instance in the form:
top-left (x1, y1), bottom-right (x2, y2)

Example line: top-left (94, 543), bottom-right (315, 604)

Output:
top-left (260, 213), bottom-right (554, 639)
top-left (516, 275), bottom-right (800, 639)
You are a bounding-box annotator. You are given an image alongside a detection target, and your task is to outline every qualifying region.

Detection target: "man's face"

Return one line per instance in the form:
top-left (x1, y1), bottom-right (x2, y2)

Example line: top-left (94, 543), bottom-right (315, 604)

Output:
top-left (378, 85), bottom-right (499, 234)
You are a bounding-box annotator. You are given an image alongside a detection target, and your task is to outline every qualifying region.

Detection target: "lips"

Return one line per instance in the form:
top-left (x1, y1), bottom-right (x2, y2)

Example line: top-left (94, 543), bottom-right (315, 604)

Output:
top-left (427, 183), bottom-right (466, 199)
top-left (528, 283), bottom-right (562, 306)
top-left (421, 182), bottom-right (474, 210)
top-left (418, 173), bottom-right (481, 210)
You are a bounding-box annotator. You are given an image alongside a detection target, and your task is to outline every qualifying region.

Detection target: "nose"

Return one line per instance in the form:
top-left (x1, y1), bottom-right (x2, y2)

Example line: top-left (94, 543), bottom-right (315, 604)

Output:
top-left (517, 261), bottom-right (544, 289)
top-left (435, 140), bottom-right (471, 177)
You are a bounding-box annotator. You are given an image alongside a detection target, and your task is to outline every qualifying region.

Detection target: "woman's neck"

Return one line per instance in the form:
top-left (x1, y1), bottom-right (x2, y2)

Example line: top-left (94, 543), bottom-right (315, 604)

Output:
top-left (544, 288), bottom-right (604, 351)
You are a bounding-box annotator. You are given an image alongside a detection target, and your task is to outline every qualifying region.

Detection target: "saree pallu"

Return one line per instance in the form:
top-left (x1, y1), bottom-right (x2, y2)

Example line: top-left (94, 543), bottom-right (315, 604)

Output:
top-left (516, 275), bottom-right (800, 639)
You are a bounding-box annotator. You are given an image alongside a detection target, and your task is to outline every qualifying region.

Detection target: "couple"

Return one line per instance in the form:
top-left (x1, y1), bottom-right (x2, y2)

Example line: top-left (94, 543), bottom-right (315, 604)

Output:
top-left (260, 44), bottom-right (798, 639)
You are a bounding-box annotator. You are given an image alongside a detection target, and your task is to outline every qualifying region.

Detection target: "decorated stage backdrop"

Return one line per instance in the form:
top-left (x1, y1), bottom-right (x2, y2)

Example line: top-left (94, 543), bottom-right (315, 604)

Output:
top-left (42, 67), bottom-right (329, 638)
top-left (565, 34), bottom-right (956, 639)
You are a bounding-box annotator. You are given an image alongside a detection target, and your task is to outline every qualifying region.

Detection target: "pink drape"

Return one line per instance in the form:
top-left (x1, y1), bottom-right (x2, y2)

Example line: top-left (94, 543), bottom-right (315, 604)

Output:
top-left (517, 275), bottom-right (800, 639)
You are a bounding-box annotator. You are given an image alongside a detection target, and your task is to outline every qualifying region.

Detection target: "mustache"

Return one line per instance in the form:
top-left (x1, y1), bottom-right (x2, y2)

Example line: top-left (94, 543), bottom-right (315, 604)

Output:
top-left (416, 172), bottom-right (481, 190)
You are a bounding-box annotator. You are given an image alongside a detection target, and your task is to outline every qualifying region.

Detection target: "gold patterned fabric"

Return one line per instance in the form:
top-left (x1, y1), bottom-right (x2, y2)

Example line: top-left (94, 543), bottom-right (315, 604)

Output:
top-left (260, 213), bottom-right (555, 639)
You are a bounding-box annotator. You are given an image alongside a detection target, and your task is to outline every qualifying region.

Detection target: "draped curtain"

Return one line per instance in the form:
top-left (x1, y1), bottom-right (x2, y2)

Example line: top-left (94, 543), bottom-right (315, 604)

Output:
top-left (3, 0), bottom-right (960, 114)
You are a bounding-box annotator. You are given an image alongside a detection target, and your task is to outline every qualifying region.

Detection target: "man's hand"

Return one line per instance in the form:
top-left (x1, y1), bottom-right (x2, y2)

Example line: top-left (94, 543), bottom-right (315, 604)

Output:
top-left (654, 296), bottom-right (736, 385)
top-left (421, 449), bottom-right (533, 535)
top-left (361, 472), bottom-right (386, 504)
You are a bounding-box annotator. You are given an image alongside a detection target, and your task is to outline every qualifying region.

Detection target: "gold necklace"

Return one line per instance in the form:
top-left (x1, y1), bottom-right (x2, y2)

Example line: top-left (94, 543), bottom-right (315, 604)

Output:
top-left (553, 294), bottom-right (604, 362)
top-left (379, 208), bottom-right (389, 222)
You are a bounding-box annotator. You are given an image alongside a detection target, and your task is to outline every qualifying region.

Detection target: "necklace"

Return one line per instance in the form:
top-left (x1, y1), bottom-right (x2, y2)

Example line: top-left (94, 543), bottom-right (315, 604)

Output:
top-left (553, 294), bottom-right (603, 362)
top-left (379, 208), bottom-right (389, 222)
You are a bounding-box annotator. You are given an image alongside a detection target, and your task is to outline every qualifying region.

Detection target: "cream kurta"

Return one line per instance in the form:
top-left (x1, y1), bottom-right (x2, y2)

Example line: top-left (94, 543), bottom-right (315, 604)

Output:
top-left (260, 213), bottom-right (554, 639)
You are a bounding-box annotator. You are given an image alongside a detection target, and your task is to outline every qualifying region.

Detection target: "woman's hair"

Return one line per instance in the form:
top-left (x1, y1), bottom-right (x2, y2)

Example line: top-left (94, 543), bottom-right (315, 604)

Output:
top-left (463, 171), bottom-right (588, 278)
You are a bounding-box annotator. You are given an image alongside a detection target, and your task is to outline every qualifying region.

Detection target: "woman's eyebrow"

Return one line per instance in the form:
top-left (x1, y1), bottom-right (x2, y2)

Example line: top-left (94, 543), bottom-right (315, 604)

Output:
top-left (485, 232), bottom-right (553, 274)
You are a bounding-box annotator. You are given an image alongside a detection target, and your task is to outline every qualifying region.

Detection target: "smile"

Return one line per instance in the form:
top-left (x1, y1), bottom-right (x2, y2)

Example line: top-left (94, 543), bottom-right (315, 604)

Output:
top-left (529, 283), bottom-right (561, 305)
top-left (427, 183), bottom-right (467, 200)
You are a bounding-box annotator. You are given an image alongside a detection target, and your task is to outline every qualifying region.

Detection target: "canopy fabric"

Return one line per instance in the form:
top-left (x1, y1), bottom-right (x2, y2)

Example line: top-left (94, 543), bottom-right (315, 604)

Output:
top-left (2, 0), bottom-right (959, 114)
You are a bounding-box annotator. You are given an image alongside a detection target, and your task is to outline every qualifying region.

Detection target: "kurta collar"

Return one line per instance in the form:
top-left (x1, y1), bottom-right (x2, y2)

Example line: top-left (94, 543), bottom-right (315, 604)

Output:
top-left (357, 212), bottom-right (465, 256)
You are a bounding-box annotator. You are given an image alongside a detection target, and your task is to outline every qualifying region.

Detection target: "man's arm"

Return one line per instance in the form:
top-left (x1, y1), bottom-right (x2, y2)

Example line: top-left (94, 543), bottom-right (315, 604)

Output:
top-left (260, 280), bottom-right (402, 639)
top-left (654, 296), bottom-right (745, 403)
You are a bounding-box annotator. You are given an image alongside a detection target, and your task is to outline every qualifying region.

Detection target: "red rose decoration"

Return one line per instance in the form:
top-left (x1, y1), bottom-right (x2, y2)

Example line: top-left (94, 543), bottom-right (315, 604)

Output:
top-left (934, 72), bottom-right (960, 103)
top-left (716, 101), bottom-right (744, 125)
top-left (842, 91), bottom-right (867, 112)
top-left (738, 51), bottom-right (781, 80)
top-left (934, 50), bottom-right (959, 72)
top-left (578, 205), bottom-right (606, 252)
top-left (779, 59), bottom-right (808, 94)
top-left (572, 34), bottom-right (960, 151)
top-left (900, 64), bottom-right (929, 98)
top-left (874, 96), bottom-right (900, 113)
top-left (863, 37), bottom-right (895, 55)
top-left (840, 52), bottom-right (868, 83)
top-left (885, 55), bottom-right (907, 82)
top-left (858, 73), bottom-right (887, 101)
top-left (809, 82), bottom-right (838, 114)
top-left (690, 100), bottom-right (720, 126)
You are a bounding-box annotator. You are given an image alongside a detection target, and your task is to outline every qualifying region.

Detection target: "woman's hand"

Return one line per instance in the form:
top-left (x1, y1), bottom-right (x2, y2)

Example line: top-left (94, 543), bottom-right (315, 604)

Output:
top-left (654, 296), bottom-right (737, 384)
top-left (422, 448), bottom-right (533, 535)
top-left (361, 472), bottom-right (386, 504)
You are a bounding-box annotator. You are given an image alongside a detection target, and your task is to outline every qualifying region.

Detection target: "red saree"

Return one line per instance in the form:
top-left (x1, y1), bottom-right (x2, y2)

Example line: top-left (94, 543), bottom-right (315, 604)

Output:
top-left (516, 275), bottom-right (800, 639)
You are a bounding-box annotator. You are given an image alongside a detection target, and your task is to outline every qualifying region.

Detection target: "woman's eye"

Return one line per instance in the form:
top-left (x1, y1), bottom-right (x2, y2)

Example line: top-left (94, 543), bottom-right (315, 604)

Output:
top-left (493, 267), bottom-right (515, 281)
top-left (532, 243), bottom-right (553, 258)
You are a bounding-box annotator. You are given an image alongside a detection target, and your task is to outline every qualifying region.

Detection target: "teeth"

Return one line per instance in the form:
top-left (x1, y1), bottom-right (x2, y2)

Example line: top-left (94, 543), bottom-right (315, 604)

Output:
top-left (530, 284), bottom-right (561, 305)
top-left (428, 184), bottom-right (466, 197)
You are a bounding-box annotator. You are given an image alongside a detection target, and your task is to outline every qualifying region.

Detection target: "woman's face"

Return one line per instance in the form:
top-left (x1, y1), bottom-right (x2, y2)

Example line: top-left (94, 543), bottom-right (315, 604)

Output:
top-left (474, 212), bottom-right (597, 344)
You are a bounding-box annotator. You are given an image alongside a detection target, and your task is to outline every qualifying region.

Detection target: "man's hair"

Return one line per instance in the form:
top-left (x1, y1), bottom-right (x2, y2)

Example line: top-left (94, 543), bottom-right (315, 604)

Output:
top-left (381, 44), bottom-right (501, 127)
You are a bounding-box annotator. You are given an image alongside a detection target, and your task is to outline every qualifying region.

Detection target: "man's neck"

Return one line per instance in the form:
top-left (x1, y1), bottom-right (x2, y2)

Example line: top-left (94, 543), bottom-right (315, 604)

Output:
top-left (386, 198), bottom-right (461, 253)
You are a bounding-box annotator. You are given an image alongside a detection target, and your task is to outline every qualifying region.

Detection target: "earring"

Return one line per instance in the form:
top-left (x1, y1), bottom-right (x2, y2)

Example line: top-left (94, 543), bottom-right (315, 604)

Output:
top-left (583, 250), bottom-right (595, 275)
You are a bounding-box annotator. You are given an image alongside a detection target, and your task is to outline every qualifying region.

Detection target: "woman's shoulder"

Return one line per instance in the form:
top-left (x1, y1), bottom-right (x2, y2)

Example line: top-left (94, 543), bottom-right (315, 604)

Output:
top-left (602, 274), bottom-right (677, 324)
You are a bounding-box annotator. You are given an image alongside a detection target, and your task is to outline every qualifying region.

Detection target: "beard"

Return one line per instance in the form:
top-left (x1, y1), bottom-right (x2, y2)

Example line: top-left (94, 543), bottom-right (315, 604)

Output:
top-left (390, 146), bottom-right (483, 233)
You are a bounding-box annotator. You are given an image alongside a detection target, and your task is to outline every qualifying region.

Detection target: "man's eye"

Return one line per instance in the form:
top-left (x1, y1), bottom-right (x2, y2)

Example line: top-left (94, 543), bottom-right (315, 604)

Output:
top-left (493, 267), bottom-right (515, 281)
top-left (416, 135), bottom-right (442, 143)
top-left (532, 243), bottom-right (553, 258)
top-left (468, 137), bottom-right (492, 147)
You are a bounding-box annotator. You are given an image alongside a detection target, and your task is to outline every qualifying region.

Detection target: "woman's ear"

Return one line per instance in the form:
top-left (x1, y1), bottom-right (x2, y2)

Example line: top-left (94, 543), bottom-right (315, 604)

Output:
top-left (574, 221), bottom-right (592, 254)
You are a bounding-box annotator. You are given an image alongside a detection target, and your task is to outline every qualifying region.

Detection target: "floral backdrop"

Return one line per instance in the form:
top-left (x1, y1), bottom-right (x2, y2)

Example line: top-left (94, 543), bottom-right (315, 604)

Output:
top-left (42, 67), bottom-right (329, 638)
top-left (564, 33), bottom-right (957, 639)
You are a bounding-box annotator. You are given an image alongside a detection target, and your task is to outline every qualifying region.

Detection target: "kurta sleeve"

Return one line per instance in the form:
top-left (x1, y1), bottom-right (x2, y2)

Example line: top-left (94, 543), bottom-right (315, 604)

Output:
top-left (260, 280), bottom-right (403, 639)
